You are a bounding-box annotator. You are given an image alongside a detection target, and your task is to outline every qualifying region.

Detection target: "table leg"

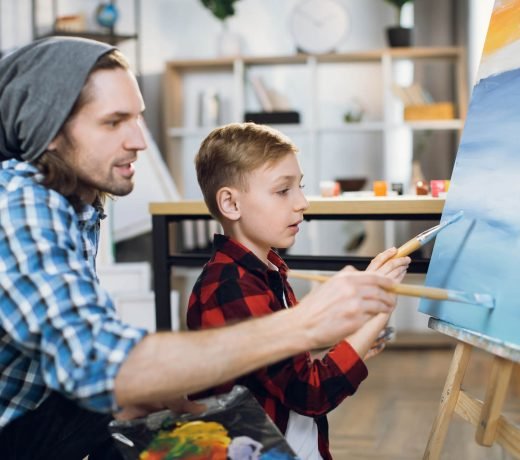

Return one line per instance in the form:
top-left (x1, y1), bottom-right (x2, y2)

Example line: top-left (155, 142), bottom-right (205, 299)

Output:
top-left (152, 215), bottom-right (172, 331)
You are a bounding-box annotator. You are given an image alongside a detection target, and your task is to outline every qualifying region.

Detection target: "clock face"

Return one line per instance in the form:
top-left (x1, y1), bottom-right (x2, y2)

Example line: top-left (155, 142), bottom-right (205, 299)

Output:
top-left (289, 0), bottom-right (349, 54)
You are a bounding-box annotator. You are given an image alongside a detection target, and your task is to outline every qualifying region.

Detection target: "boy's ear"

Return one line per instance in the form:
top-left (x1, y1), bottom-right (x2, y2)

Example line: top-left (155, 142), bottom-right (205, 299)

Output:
top-left (216, 187), bottom-right (241, 221)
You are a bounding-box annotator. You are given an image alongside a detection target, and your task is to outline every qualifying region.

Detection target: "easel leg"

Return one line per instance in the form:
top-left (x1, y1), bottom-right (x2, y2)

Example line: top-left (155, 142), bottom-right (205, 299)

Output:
top-left (423, 342), bottom-right (472, 460)
top-left (476, 355), bottom-right (514, 446)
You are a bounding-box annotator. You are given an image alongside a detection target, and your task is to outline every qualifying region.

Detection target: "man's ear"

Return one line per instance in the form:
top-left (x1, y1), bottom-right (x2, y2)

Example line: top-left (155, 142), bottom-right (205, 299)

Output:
top-left (46, 134), bottom-right (61, 152)
top-left (216, 187), bottom-right (241, 221)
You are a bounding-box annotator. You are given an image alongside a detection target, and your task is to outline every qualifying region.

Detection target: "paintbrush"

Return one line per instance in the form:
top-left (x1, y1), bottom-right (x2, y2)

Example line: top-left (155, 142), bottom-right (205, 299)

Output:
top-left (392, 210), bottom-right (465, 258)
top-left (288, 271), bottom-right (495, 309)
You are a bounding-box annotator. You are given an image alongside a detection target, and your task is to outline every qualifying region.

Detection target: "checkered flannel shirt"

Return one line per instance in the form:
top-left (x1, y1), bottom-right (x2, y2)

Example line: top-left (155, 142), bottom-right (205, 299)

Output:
top-left (187, 234), bottom-right (368, 460)
top-left (0, 160), bottom-right (147, 429)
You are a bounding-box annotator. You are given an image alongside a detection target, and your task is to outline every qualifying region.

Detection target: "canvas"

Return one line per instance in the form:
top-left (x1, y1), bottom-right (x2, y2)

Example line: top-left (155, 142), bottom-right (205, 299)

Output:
top-left (419, 0), bottom-right (520, 347)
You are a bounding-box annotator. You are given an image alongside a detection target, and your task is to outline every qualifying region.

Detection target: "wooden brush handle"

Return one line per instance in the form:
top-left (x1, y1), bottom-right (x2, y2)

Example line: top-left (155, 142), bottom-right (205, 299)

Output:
top-left (289, 271), bottom-right (451, 302)
top-left (388, 284), bottom-right (450, 301)
top-left (393, 238), bottom-right (422, 258)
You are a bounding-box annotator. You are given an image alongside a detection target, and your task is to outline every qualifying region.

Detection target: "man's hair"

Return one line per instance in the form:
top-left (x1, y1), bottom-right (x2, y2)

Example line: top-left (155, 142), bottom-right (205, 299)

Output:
top-left (33, 49), bottom-right (129, 210)
top-left (195, 122), bottom-right (298, 218)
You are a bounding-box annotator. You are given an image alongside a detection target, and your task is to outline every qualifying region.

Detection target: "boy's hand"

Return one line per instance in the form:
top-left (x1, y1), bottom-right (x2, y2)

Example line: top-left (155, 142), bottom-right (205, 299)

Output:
top-left (366, 247), bottom-right (411, 282)
top-left (364, 325), bottom-right (395, 360)
top-left (297, 266), bottom-right (397, 350)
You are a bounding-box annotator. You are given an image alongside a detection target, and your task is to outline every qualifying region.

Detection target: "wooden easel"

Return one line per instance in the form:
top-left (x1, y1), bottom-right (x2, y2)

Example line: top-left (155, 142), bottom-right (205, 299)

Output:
top-left (424, 318), bottom-right (520, 459)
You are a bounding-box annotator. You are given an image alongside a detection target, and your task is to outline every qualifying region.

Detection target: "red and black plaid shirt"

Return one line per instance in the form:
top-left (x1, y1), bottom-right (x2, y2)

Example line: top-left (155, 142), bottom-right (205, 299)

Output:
top-left (187, 234), bottom-right (368, 460)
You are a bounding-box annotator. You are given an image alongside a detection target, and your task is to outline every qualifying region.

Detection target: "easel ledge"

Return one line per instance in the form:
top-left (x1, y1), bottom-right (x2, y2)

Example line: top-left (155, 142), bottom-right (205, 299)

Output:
top-left (424, 318), bottom-right (520, 459)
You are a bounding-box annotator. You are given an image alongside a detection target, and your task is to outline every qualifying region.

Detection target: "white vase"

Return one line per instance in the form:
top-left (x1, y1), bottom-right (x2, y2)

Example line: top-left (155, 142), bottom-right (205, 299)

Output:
top-left (217, 21), bottom-right (242, 57)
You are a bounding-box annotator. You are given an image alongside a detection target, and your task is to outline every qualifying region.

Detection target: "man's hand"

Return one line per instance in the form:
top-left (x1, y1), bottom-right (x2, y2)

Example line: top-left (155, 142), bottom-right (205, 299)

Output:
top-left (366, 247), bottom-right (411, 283)
top-left (115, 396), bottom-right (206, 421)
top-left (296, 266), bottom-right (397, 350)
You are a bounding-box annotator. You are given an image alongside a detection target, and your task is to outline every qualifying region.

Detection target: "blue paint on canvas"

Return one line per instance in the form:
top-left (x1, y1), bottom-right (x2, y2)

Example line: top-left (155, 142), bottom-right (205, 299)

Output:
top-left (419, 67), bottom-right (520, 347)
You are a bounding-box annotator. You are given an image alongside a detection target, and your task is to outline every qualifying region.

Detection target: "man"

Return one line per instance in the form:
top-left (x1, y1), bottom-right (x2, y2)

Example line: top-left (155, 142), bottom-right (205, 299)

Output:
top-left (0, 37), bottom-right (397, 459)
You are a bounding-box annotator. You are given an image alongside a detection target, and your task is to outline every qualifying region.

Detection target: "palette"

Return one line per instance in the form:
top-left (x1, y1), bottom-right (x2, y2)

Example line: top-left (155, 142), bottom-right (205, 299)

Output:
top-left (109, 386), bottom-right (298, 460)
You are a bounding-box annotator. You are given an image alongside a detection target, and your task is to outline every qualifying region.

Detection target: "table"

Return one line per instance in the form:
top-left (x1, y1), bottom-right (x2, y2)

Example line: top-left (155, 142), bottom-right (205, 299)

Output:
top-left (150, 196), bottom-right (444, 331)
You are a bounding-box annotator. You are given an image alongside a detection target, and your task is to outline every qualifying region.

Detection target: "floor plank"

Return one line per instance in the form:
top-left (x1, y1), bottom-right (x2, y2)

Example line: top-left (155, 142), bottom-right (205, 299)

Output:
top-left (328, 347), bottom-right (519, 460)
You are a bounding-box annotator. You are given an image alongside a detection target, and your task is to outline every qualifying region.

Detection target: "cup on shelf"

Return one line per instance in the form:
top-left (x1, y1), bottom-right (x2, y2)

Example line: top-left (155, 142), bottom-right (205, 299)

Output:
top-left (415, 180), bottom-right (429, 195)
top-left (320, 180), bottom-right (340, 197)
top-left (373, 180), bottom-right (387, 197)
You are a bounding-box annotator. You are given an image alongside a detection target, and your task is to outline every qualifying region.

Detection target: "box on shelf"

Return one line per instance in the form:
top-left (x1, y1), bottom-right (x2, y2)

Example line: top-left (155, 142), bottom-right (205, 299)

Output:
top-left (404, 102), bottom-right (455, 121)
top-left (244, 111), bottom-right (300, 124)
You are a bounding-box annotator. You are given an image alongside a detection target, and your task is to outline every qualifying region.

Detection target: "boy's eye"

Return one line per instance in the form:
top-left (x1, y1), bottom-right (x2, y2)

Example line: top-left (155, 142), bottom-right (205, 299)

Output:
top-left (299, 184), bottom-right (306, 190)
top-left (277, 188), bottom-right (290, 195)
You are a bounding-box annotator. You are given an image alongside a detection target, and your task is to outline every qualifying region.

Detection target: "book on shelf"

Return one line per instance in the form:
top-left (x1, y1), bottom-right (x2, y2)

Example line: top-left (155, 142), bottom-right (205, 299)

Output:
top-left (244, 111), bottom-right (300, 124)
top-left (249, 75), bottom-right (274, 112)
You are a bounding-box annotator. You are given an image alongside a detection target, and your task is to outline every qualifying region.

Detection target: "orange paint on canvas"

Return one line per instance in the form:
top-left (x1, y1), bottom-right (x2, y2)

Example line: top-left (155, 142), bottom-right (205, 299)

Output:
top-left (484, 0), bottom-right (520, 56)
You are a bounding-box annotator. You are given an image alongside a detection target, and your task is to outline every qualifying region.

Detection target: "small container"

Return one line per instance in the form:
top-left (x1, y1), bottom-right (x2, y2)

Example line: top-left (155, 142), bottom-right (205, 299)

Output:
top-left (320, 180), bottom-right (340, 197)
top-left (391, 182), bottom-right (404, 195)
top-left (415, 180), bottom-right (429, 195)
top-left (430, 180), bottom-right (446, 198)
top-left (373, 181), bottom-right (387, 197)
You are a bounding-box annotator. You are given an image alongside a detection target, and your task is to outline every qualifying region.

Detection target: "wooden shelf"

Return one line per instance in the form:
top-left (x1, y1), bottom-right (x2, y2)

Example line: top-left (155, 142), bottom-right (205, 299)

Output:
top-left (35, 30), bottom-right (138, 45)
top-left (150, 196), bottom-right (445, 217)
top-left (164, 47), bottom-right (466, 69)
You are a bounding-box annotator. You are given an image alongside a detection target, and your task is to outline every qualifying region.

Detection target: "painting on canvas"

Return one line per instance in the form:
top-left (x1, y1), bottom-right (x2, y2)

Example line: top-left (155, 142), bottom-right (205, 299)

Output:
top-left (419, 0), bottom-right (520, 346)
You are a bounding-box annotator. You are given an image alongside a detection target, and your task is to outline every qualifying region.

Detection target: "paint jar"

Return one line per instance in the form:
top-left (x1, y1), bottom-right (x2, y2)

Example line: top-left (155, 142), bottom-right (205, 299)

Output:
top-left (430, 180), bottom-right (446, 198)
top-left (391, 182), bottom-right (404, 195)
top-left (373, 181), bottom-right (387, 197)
top-left (415, 180), bottom-right (429, 195)
top-left (320, 180), bottom-right (340, 197)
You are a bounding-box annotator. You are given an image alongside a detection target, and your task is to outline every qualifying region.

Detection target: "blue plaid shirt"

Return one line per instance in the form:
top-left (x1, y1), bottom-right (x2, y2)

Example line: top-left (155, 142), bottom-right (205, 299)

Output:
top-left (0, 160), bottom-right (147, 428)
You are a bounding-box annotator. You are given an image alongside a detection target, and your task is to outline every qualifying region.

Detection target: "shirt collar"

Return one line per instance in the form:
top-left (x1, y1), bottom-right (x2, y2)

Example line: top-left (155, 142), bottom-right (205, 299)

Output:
top-left (1, 159), bottom-right (105, 225)
top-left (213, 234), bottom-right (289, 276)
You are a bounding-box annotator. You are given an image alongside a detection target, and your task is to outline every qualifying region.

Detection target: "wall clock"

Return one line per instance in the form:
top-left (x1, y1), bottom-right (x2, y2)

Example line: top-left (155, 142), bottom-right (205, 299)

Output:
top-left (289, 0), bottom-right (349, 54)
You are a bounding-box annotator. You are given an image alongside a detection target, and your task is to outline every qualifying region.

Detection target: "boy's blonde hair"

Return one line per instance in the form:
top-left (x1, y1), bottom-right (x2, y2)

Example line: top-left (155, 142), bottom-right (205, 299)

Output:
top-left (195, 122), bottom-right (298, 218)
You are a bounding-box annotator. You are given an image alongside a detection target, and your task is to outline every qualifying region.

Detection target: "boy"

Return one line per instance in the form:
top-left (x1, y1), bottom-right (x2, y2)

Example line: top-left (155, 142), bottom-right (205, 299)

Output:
top-left (188, 122), bottom-right (410, 459)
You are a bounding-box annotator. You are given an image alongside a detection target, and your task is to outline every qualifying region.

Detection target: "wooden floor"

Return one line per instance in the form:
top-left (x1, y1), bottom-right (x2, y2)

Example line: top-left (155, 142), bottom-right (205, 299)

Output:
top-left (327, 344), bottom-right (520, 460)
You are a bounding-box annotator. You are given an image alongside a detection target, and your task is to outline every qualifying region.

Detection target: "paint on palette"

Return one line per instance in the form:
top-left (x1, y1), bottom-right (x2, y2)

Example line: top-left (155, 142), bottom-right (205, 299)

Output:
top-left (109, 386), bottom-right (298, 460)
top-left (419, 0), bottom-right (520, 346)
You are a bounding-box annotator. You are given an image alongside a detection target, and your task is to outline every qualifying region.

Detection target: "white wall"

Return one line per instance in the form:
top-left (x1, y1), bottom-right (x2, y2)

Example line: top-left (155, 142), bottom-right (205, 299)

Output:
top-left (1, 0), bottom-right (495, 333)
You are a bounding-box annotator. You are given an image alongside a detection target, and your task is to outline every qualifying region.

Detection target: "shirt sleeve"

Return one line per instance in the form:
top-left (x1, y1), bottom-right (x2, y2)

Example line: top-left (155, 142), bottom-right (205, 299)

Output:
top-left (0, 186), bottom-right (147, 413)
top-left (188, 272), bottom-right (368, 417)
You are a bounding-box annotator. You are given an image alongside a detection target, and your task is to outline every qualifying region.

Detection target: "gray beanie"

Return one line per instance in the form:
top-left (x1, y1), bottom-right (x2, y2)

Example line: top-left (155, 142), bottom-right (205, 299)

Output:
top-left (0, 36), bottom-right (115, 162)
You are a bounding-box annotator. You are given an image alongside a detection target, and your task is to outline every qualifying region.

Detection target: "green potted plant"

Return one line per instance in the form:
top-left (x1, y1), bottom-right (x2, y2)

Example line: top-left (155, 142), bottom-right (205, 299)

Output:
top-left (200, 0), bottom-right (242, 56)
top-left (200, 0), bottom-right (240, 21)
top-left (383, 0), bottom-right (414, 47)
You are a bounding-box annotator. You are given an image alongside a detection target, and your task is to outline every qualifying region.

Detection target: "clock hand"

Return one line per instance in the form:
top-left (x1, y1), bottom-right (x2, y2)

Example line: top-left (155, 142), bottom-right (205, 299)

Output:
top-left (298, 9), bottom-right (322, 27)
top-left (315, 13), bottom-right (338, 27)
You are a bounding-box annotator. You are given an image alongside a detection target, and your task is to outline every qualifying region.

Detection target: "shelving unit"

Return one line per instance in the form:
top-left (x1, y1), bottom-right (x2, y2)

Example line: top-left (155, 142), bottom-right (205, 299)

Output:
top-left (30, 0), bottom-right (141, 76)
top-left (163, 47), bottom-right (467, 199)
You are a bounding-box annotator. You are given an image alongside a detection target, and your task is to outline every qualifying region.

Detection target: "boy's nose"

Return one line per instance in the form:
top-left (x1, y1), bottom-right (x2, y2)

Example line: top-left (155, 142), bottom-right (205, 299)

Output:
top-left (296, 189), bottom-right (309, 212)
